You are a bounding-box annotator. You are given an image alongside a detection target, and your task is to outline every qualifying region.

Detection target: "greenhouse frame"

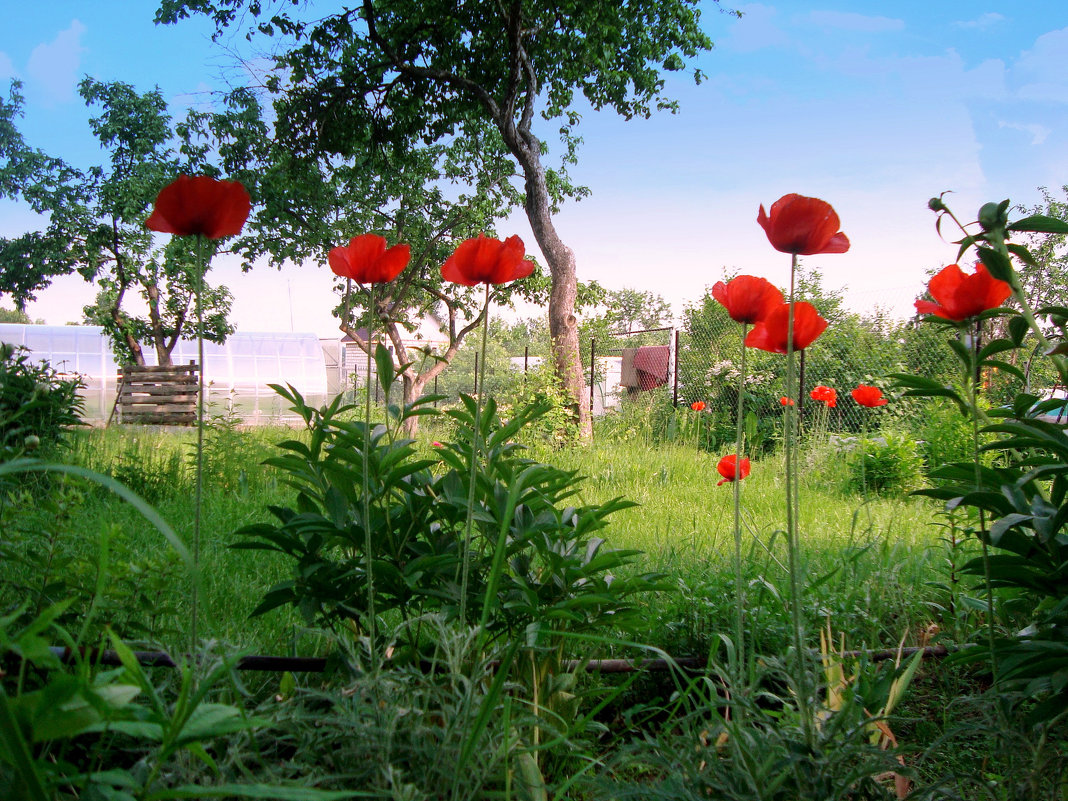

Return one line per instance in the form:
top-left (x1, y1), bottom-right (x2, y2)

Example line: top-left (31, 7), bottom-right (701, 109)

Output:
top-left (0, 323), bottom-right (331, 423)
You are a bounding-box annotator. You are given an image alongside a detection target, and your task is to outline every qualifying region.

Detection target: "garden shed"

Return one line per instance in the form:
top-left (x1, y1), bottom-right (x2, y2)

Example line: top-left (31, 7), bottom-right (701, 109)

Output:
top-left (0, 324), bottom-right (329, 423)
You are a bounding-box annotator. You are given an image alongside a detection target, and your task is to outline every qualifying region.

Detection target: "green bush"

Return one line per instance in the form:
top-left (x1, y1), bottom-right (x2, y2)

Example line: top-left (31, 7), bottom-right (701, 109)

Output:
top-left (0, 342), bottom-right (85, 459)
top-left (845, 430), bottom-right (924, 495)
top-left (914, 401), bottom-right (974, 471)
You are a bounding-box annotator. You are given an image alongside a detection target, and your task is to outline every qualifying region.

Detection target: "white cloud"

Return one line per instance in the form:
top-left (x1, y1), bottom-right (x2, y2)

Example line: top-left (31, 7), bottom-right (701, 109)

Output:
top-left (1013, 28), bottom-right (1068, 104)
top-left (997, 120), bottom-right (1051, 145)
top-left (25, 20), bottom-right (86, 105)
top-left (953, 12), bottom-right (1005, 30)
top-left (805, 11), bottom-right (905, 33)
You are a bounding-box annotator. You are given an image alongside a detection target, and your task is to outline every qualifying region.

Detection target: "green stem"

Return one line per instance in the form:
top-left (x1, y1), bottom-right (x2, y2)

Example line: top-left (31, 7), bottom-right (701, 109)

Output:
top-left (784, 253), bottom-right (811, 740)
top-left (860, 414), bottom-right (868, 500)
top-left (966, 323), bottom-right (997, 684)
top-left (459, 284), bottom-right (492, 626)
top-left (364, 284), bottom-right (377, 650)
top-left (732, 322), bottom-right (748, 679)
top-left (192, 234), bottom-right (205, 653)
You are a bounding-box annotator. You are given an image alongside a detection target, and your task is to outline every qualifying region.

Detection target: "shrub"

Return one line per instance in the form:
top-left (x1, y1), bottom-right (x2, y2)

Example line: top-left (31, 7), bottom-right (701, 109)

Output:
top-left (845, 430), bottom-right (924, 495)
top-left (0, 342), bottom-right (85, 459)
top-left (913, 401), bottom-right (974, 471)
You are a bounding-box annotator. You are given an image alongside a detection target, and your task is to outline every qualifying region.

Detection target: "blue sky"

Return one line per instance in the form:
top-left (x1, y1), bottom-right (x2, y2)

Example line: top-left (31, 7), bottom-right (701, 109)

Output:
top-left (1, 2), bottom-right (1067, 335)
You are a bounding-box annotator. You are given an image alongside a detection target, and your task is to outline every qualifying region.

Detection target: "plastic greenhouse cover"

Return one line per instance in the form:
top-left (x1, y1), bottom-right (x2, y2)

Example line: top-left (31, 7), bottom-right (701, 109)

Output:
top-left (0, 324), bottom-right (329, 395)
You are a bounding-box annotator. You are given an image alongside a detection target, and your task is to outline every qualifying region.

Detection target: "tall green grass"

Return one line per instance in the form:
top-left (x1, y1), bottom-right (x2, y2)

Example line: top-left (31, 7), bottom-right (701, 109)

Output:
top-left (2, 418), bottom-right (963, 663)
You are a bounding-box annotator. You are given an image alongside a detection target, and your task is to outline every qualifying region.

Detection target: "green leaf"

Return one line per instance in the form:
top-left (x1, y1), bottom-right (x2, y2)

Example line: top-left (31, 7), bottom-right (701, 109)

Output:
top-left (1009, 214), bottom-right (1068, 234)
top-left (172, 703), bottom-right (263, 745)
top-left (374, 343), bottom-right (394, 394)
top-left (1008, 315), bottom-right (1030, 346)
top-left (1006, 242), bottom-right (1039, 267)
top-left (976, 246), bottom-right (1014, 282)
top-left (0, 686), bottom-right (49, 801)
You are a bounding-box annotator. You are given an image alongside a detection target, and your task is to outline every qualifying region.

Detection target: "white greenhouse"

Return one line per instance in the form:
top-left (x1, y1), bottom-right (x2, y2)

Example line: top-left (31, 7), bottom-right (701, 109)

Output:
top-left (0, 324), bottom-right (330, 423)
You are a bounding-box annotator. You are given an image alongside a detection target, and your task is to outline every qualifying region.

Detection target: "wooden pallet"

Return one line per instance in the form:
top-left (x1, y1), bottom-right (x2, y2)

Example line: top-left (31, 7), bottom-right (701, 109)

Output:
top-left (116, 362), bottom-right (199, 426)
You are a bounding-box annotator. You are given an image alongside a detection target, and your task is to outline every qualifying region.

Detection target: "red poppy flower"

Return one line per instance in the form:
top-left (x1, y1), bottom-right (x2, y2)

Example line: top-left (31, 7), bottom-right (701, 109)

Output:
top-left (780, 396), bottom-right (796, 406)
top-left (441, 234), bottom-right (531, 286)
top-left (329, 234), bottom-right (411, 284)
top-left (745, 302), bottom-right (828, 354)
top-left (146, 175), bottom-right (251, 239)
top-left (716, 454), bottom-right (751, 486)
top-left (691, 401), bottom-right (706, 411)
top-left (810, 385), bottom-right (837, 408)
top-left (914, 263), bottom-right (1012, 321)
top-left (757, 194), bottom-right (850, 255)
top-left (712, 275), bottom-right (784, 325)
top-left (852, 384), bottom-right (888, 408)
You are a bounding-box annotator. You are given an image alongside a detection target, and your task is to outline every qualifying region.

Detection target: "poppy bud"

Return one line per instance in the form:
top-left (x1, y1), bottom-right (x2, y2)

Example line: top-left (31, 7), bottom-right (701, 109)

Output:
top-left (978, 200), bottom-right (1010, 232)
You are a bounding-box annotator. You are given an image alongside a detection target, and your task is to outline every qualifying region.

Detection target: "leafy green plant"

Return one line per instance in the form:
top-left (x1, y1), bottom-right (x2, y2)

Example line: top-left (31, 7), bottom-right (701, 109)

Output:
top-left (236, 379), bottom-right (665, 662)
top-left (200, 394), bottom-right (273, 495)
top-left (845, 431), bottom-right (924, 496)
top-left (0, 604), bottom-right (355, 801)
top-left (592, 652), bottom-right (915, 801)
top-left (0, 343), bottom-right (84, 461)
top-left (894, 197), bottom-right (1068, 728)
top-left (913, 399), bottom-right (976, 472)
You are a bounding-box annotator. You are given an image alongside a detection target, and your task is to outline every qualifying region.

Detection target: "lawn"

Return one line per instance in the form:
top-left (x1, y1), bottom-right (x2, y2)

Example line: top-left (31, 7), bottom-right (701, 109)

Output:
top-left (1, 392), bottom-right (1063, 800)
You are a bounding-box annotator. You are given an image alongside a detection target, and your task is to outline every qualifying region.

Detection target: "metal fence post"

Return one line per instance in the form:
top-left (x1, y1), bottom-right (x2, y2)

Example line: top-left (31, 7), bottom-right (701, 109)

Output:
top-left (589, 337), bottom-right (596, 421)
top-left (672, 329), bottom-right (680, 407)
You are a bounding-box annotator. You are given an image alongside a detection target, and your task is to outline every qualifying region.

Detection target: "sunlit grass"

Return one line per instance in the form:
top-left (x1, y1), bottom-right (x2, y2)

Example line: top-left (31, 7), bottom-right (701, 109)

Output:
top-left (3, 418), bottom-right (966, 662)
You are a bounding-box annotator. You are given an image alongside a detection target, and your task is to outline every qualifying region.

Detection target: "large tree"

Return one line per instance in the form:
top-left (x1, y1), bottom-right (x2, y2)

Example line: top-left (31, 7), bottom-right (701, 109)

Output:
top-left (0, 79), bottom-right (235, 366)
top-left (157, 0), bottom-right (718, 437)
top-left (602, 287), bottom-right (672, 334)
top-left (0, 81), bottom-right (90, 306)
top-left (190, 89), bottom-right (535, 422)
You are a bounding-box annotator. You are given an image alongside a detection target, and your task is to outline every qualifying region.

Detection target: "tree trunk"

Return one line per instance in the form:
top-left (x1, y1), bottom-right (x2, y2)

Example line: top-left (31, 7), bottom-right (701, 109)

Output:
top-left (107, 288), bottom-right (146, 367)
top-left (514, 142), bottom-right (591, 440)
top-left (145, 282), bottom-right (174, 367)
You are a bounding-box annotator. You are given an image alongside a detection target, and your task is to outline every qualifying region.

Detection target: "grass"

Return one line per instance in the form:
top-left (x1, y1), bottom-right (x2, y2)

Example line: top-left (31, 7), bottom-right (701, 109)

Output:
top-left (0, 416), bottom-right (965, 665)
top-left (5, 406), bottom-right (1061, 799)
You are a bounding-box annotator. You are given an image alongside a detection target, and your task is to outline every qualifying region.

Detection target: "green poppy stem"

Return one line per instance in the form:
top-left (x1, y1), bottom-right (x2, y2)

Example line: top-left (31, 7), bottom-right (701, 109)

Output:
top-left (859, 414), bottom-right (868, 499)
top-left (364, 284), bottom-right (377, 650)
top-left (732, 322), bottom-right (748, 681)
top-left (966, 322), bottom-right (997, 685)
top-left (192, 234), bottom-right (205, 654)
top-left (784, 253), bottom-right (811, 741)
top-left (459, 284), bottom-right (492, 628)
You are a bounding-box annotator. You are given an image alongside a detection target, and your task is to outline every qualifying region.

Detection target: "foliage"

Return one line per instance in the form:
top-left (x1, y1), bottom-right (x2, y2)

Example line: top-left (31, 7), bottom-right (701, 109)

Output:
top-left (591, 651), bottom-right (915, 800)
top-left (598, 287), bottom-right (673, 335)
top-left (0, 343), bottom-right (84, 460)
top-left (0, 306), bottom-right (43, 324)
top-left (895, 194), bottom-right (1068, 725)
top-left (913, 400), bottom-right (975, 470)
top-left (0, 78), bottom-right (236, 366)
top-left (0, 81), bottom-right (87, 305)
top-left (158, 0), bottom-right (719, 438)
top-left (845, 431), bottom-right (925, 496)
top-left (0, 603), bottom-right (350, 800)
top-left (235, 354), bottom-right (665, 665)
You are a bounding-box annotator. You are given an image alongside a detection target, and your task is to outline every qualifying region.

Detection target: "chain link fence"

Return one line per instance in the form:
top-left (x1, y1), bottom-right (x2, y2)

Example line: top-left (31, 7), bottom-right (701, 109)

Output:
top-left (586, 285), bottom-right (1055, 451)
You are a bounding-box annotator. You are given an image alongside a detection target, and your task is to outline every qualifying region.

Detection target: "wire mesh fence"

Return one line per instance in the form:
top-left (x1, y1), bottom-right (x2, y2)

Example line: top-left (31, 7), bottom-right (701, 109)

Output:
top-left (337, 291), bottom-right (1057, 452)
top-left (585, 302), bottom-right (1051, 450)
